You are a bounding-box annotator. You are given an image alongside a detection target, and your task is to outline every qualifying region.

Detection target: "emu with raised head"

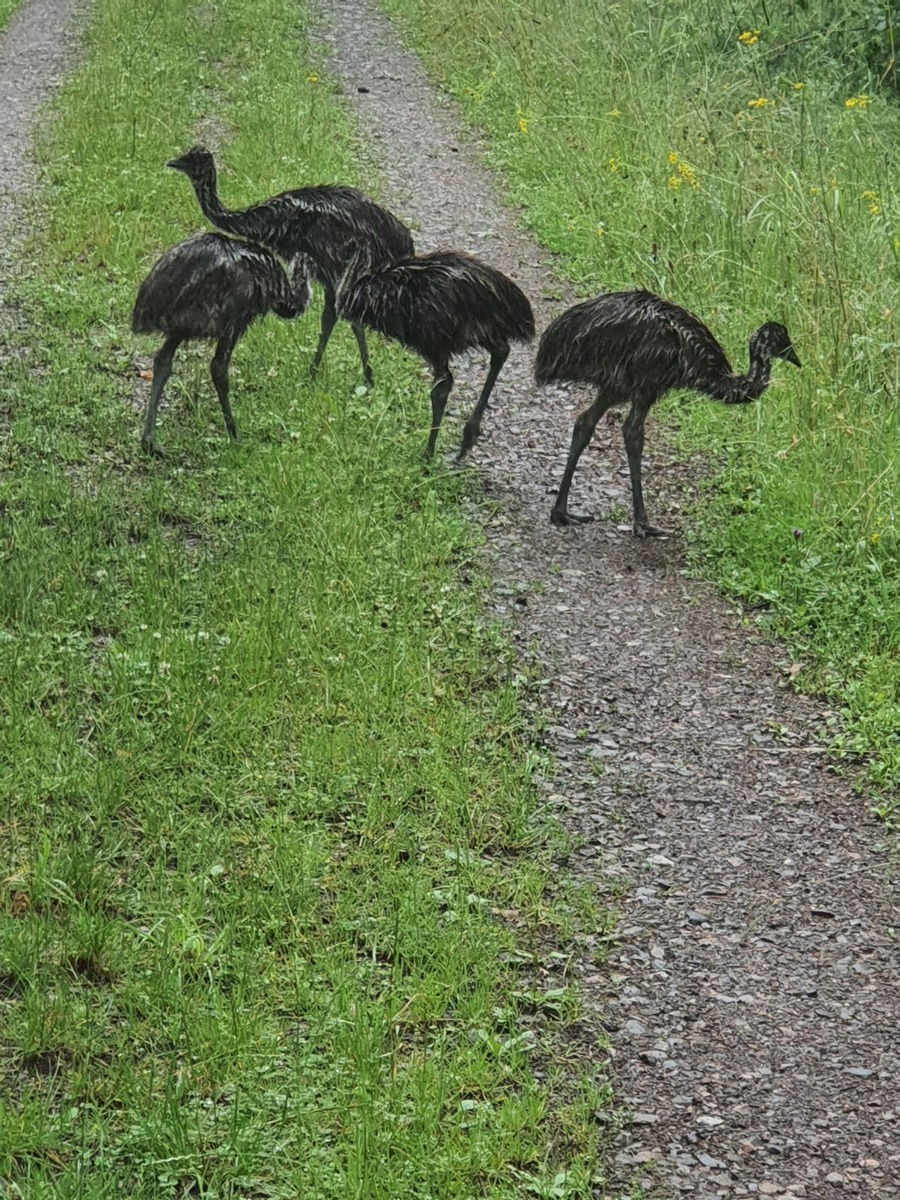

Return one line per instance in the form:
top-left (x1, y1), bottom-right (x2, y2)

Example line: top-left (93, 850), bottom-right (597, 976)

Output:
top-left (167, 145), bottom-right (414, 386)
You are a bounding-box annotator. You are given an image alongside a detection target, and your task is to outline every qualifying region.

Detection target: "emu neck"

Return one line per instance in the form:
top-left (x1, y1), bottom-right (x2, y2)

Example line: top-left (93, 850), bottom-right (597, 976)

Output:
top-left (719, 344), bottom-right (772, 405)
top-left (189, 169), bottom-right (247, 238)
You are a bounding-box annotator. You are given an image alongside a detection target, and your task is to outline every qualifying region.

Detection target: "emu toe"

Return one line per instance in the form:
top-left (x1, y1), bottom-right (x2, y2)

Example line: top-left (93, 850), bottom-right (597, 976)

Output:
top-left (633, 520), bottom-right (671, 539)
top-left (550, 507), bottom-right (594, 527)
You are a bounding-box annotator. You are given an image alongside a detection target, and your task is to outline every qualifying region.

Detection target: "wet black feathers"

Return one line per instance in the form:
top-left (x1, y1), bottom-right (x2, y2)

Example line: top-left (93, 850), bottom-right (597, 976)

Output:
top-left (537, 290), bottom-right (733, 398)
top-left (535, 289), bottom-right (799, 404)
top-left (338, 250), bottom-right (535, 363)
top-left (167, 146), bottom-right (414, 284)
top-left (132, 232), bottom-right (310, 341)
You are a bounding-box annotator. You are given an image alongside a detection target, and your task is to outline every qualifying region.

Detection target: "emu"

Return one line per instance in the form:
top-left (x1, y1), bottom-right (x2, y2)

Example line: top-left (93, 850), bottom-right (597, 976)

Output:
top-left (337, 249), bottom-right (535, 459)
top-left (167, 145), bottom-right (414, 386)
top-left (132, 232), bottom-right (311, 454)
top-left (535, 290), bottom-right (801, 537)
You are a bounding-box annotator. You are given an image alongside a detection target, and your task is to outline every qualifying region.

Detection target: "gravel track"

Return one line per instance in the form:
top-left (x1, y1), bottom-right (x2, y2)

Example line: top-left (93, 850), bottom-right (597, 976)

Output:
top-left (0, 0), bottom-right (81, 256)
top-left (314, 3), bottom-right (900, 1197)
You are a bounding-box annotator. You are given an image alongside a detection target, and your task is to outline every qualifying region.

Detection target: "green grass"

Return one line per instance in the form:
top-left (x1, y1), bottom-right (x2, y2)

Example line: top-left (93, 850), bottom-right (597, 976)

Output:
top-left (0, 0), bottom-right (23, 33)
top-left (0, 0), bottom-right (612, 1195)
top-left (381, 0), bottom-right (900, 813)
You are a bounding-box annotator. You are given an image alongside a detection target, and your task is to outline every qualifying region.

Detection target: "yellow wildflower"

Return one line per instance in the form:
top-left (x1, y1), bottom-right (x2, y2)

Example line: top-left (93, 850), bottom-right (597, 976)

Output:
top-left (737, 29), bottom-right (760, 45)
top-left (861, 189), bottom-right (877, 201)
top-left (677, 160), bottom-right (698, 187)
top-left (608, 108), bottom-right (621, 118)
top-left (518, 117), bottom-right (528, 134)
top-left (668, 175), bottom-right (682, 190)
top-left (306, 73), bottom-right (319, 84)
top-left (871, 531), bottom-right (881, 545)
top-left (748, 97), bottom-right (768, 108)
top-left (668, 151), bottom-right (678, 164)
top-left (793, 82), bottom-right (806, 91)
top-left (869, 203), bottom-right (881, 215)
top-left (596, 222), bottom-right (605, 237)
top-left (845, 95), bottom-right (869, 108)
top-left (608, 157), bottom-right (619, 173)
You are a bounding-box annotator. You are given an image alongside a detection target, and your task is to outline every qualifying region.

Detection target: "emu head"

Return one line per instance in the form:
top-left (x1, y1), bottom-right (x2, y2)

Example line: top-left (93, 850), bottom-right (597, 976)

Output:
top-left (751, 322), bottom-right (801, 368)
top-left (167, 145), bottom-right (216, 181)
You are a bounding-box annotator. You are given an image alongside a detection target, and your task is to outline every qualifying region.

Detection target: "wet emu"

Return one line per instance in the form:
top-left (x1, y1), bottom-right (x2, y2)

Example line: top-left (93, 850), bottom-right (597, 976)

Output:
top-left (535, 290), bottom-right (801, 537)
top-left (337, 249), bottom-right (535, 459)
top-left (132, 232), bottom-right (311, 454)
top-left (167, 145), bottom-right (414, 386)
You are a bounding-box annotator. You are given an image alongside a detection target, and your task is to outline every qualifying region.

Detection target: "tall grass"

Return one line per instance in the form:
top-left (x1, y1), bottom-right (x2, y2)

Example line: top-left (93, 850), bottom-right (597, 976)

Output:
top-left (383, 0), bottom-right (900, 808)
top-left (0, 0), bottom-right (610, 1195)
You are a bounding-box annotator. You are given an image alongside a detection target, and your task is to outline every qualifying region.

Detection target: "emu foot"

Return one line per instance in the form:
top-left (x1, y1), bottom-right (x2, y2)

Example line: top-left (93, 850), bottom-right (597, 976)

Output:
top-left (141, 437), bottom-right (163, 458)
top-left (633, 521), bottom-right (671, 539)
top-left (457, 424), bottom-right (480, 463)
top-left (550, 507), bottom-right (594, 527)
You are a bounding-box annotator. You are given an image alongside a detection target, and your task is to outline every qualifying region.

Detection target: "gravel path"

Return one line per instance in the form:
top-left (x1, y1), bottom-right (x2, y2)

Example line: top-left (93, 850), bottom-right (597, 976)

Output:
top-left (314, 3), bottom-right (900, 1197)
top-left (0, 0), bottom-right (81, 256)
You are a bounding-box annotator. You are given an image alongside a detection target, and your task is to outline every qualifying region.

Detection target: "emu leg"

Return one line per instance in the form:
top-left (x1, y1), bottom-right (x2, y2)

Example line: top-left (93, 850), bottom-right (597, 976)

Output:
top-left (141, 336), bottom-right (182, 455)
top-left (425, 360), bottom-right (453, 459)
top-left (210, 332), bottom-right (240, 440)
top-left (550, 394), bottom-right (613, 526)
top-left (623, 400), bottom-right (668, 537)
top-left (309, 286), bottom-right (338, 379)
top-left (458, 344), bottom-right (509, 462)
top-left (351, 323), bottom-right (374, 388)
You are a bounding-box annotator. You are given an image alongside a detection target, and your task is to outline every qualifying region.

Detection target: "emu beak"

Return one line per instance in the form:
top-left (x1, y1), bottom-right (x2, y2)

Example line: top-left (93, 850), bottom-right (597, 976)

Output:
top-left (783, 345), bottom-right (801, 368)
top-left (166, 155), bottom-right (187, 172)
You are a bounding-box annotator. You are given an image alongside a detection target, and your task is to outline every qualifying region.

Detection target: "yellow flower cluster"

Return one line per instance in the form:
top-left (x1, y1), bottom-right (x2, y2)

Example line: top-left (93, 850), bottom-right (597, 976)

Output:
top-left (845, 94), bottom-right (869, 108)
top-left (737, 29), bottom-right (760, 45)
top-left (306, 73), bottom-right (319, 84)
top-left (748, 97), bottom-right (769, 108)
top-left (667, 152), bottom-right (698, 190)
top-left (607, 157), bottom-right (620, 173)
top-left (861, 189), bottom-right (881, 215)
top-left (518, 117), bottom-right (528, 134)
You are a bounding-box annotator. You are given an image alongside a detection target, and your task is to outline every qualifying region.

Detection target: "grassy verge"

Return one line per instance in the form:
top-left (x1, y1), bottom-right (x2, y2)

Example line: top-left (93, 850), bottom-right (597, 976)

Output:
top-left (0, 0), bottom-right (611, 1195)
top-left (381, 0), bottom-right (900, 813)
top-left (0, 0), bottom-right (22, 33)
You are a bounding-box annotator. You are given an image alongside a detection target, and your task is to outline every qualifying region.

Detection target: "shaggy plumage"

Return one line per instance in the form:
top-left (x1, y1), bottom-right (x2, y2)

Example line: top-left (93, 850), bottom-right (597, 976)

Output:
top-left (338, 249), bottom-right (535, 458)
top-left (535, 289), bottom-right (801, 536)
top-left (132, 232), bottom-right (311, 453)
top-left (167, 145), bottom-right (414, 385)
